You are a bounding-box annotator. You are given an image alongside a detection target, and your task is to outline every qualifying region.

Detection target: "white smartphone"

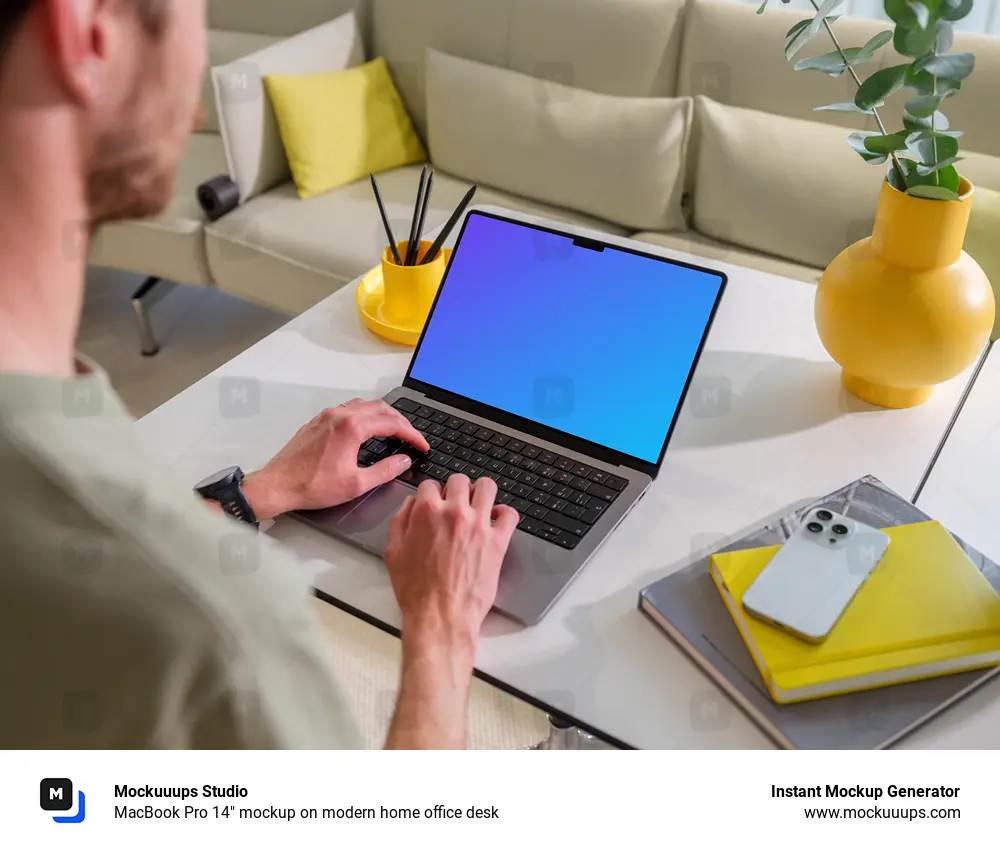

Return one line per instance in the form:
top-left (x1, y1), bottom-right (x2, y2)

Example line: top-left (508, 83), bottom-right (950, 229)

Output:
top-left (741, 508), bottom-right (890, 643)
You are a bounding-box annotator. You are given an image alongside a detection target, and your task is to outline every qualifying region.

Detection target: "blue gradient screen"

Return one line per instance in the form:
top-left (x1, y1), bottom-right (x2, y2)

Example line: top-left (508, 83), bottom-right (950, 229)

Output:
top-left (408, 214), bottom-right (725, 463)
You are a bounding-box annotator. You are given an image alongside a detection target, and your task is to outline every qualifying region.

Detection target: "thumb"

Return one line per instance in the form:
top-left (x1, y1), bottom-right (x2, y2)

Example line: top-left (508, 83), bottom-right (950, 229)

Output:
top-left (360, 453), bottom-right (412, 489)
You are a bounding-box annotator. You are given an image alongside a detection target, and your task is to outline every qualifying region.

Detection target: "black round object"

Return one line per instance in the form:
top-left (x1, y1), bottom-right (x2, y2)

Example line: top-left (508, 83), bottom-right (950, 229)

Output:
top-left (815, 509), bottom-right (833, 521)
top-left (806, 521), bottom-right (824, 533)
top-left (832, 523), bottom-right (849, 535)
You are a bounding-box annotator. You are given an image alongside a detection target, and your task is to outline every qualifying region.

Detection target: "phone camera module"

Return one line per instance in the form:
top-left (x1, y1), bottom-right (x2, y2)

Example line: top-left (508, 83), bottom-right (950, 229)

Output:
top-left (815, 509), bottom-right (833, 521)
top-left (832, 524), bottom-right (849, 535)
top-left (806, 521), bottom-right (824, 533)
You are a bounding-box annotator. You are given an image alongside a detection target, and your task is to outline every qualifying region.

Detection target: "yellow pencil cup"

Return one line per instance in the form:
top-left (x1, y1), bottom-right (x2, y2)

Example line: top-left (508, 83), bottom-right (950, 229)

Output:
top-left (380, 240), bottom-right (446, 328)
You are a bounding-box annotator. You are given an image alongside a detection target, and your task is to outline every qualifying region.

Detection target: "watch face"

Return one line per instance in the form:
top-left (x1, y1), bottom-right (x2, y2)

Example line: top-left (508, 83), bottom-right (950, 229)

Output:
top-left (194, 466), bottom-right (242, 491)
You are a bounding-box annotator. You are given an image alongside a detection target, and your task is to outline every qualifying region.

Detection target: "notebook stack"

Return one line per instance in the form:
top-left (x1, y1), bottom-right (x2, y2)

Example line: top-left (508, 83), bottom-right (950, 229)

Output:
top-left (639, 476), bottom-right (1000, 749)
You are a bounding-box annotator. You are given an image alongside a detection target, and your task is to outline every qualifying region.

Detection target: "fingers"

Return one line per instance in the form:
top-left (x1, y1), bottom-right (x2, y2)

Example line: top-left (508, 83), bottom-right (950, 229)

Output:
top-left (359, 453), bottom-right (413, 491)
top-left (490, 504), bottom-right (519, 548)
top-left (416, 477), bottom-right (443, 503)
top-left (444, 473), bottom-right (471, 504)
top-left (470, 476), bottom-right (497, 512)
top-left (349, 403), bottom-right (429, 451)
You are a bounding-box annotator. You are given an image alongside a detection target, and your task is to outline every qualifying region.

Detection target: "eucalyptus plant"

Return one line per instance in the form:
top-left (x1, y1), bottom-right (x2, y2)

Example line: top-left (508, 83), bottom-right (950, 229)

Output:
top-left (758, 0), bottom-right (976, 201)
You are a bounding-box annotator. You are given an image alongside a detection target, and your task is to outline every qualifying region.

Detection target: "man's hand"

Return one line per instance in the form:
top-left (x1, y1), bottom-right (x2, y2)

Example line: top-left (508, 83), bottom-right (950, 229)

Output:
top-left (242, 399), bottom-right (429, 521)
top-left (383, 475), bottom-right (518, 749)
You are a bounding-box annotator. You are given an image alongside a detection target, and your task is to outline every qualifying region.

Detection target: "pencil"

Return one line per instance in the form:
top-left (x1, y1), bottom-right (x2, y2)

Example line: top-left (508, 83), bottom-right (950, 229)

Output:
top-left (370, 173), bottom-right (402, 265)
top-left (412, 167), bottom-right (434, 263)
top-left (420, 185), bottom-right (477, 265)
top-left (405, 166), bottom-right (429, 265)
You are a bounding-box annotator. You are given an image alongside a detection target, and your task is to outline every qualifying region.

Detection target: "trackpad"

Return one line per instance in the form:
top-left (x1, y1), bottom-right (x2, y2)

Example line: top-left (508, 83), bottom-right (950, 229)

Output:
top-left (331, 482), bottom-right (411, 554)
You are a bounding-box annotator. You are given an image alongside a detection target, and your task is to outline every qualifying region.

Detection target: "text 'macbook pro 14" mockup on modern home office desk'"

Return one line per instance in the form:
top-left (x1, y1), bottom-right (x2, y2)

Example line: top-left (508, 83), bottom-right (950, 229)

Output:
top-left (294, 210), bottom-right (728, 625)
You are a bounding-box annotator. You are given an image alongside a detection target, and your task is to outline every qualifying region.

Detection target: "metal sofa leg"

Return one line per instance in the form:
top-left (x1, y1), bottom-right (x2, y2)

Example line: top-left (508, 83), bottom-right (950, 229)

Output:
top-left (131, 277), bottom-right (176, 357)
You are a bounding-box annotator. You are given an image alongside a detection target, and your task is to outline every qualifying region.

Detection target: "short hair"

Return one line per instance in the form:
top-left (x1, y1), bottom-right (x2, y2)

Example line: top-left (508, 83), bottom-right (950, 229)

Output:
top-left (0, 0), bottom-right (168, 59)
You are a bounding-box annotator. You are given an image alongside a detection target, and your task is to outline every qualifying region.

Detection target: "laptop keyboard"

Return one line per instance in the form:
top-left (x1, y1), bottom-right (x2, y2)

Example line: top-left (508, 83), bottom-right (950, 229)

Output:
top-left (355, 398), bottom-right (628, 551)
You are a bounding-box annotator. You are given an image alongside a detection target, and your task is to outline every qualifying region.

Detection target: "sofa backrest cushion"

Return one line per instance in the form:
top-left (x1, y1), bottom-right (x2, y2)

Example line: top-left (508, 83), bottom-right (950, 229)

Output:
top-left (212, 13), bottom-right (366, 203)
top-left (372, 0), bottom-right (687, 139)
top-left (203, 31), bottom-right (281, 134)
top-left (427, 49), bottom-right (691, 232)
top-left (693, 96), bottom-right (1000, 270)
top-left (208, 0), bottom-right (370, 41)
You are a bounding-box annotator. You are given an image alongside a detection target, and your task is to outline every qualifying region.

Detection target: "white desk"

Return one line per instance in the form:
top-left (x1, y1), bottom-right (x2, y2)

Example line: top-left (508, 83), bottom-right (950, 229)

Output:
top-left (906, 344), bottom-right (1000, 749)
top-left (138, 211), bottom-right (982, 749)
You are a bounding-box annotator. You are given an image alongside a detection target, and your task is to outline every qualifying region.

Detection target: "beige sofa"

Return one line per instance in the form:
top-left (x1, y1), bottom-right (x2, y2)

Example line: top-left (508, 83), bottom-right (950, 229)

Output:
top-left (90, 0), bottom-right (1000, 351)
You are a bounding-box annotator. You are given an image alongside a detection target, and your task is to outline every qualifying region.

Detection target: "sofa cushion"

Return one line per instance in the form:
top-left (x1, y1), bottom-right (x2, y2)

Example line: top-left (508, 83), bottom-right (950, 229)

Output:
top-left (212, 12), bottom-right (365, 204)
top-left (204, 165), bottom-right (628, 315)
top-left (426, 50), bottom-right (690, 233)
top-left (88, 133), bottom-right (227, 286)
top-left (203, 30), bottom-right (281, 135)
top-left (372, 0), bottom-right (687, 139)
top-left (631, 230), bottom-right (822, 285)
top-left (208, 0), bottom-right (369, 40)
top-left (693, 97), bottom-right (1000, 271)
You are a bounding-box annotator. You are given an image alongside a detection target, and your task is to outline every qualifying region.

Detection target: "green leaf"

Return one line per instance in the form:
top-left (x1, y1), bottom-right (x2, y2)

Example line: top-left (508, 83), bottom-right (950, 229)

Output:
top-left (885, 0), bottom-right (920, 26)
top-left (905, 66), bottom-right (936, 94)
top-left (936, 20), bottom-right (955, 53)
top-left (894, 22), bottom-right (936, 57)
top-left (906, 161), bottom-right (961, 193)
top-left (784, 19), bottom-right (810, 58)
top-left (855, 30), bottom-right (893, 64)
top-left (848, 132), bottom-right (889, 164)
top-left (916, 156), bottom-right (964, 175)
top-left (906, 131), bottom-right (960, 164)
top-left (808, 0), bottom-right (846, 37)
top-left (904, 109), bottom-right (950, 132)
top-left (855, 64), bottom-right (908, 110)
top-left (906, 67), bottom-right (963, 96)
top-left (907, 185), bottom-right (962, 200)
top-left (908, 1), bottom-right (930, 28)
top-left (940, 0), bottom-right (974, 21)
top-left (814, 101), bottom-right (880, 114)
top-left (905, 94), bottom-right (947, 117)
top-left (757, 0), bottom-right (769, 13)
top-left (864, 132), bottom-right (909, 154)
top-left (785, 15), bottom-right (842, 60)
top-left (794, 49), bottom-right (854, 74)
top-left (916, 52), bottom-right (976, 80)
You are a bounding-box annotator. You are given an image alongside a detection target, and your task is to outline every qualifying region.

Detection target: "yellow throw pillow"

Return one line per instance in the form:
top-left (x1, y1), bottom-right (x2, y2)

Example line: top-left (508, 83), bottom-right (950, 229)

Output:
top-left (264, 57), bottom-right (426, 199)
top-left (964, 186), bottom-right (1000, 341)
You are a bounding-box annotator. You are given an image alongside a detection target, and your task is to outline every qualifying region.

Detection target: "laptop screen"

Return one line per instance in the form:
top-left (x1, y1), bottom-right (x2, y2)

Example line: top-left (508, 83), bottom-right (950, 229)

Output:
top-left (407, 212), bottom-right (726, 465)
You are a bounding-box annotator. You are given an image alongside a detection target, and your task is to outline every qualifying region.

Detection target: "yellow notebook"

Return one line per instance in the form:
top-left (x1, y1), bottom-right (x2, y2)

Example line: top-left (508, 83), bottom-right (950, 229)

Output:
top-left (710, 520), bottom-right (1000, 704)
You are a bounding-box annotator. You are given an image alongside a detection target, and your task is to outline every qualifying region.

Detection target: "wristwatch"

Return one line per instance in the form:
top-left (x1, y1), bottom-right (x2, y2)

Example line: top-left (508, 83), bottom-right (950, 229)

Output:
top-left (194, 466), bottom-right (258, 528)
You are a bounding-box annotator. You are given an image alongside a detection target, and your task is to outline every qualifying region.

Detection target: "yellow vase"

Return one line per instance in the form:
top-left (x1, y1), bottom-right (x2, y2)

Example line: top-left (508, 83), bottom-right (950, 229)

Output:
top-left (815, 177), bottom-right (994, 408)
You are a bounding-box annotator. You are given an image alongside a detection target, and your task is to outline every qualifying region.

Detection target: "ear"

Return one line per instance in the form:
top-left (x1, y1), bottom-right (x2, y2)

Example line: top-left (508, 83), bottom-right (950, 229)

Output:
top-left (40, 0), bottom-right (107, 106)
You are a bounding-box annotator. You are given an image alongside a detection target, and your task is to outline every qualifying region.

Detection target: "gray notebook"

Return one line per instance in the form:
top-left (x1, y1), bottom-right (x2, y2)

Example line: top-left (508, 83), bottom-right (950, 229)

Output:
top-left (639, 475), bottom-right (1000, 749)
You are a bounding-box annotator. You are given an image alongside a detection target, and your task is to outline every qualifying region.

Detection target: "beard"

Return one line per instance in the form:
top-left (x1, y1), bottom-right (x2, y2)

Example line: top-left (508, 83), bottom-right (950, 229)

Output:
top-left (84, 45), bottom-right (190, 229)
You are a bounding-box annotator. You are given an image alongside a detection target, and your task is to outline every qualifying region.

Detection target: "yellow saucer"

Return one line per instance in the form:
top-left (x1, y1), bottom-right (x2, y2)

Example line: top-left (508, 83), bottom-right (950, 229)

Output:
top-left (356, 249), bottom-right (452, 346)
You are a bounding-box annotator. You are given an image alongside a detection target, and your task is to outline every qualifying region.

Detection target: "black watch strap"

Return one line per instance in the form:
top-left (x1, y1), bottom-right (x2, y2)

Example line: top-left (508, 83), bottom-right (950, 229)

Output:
top-left (194, 466), bottom-right (258, 528)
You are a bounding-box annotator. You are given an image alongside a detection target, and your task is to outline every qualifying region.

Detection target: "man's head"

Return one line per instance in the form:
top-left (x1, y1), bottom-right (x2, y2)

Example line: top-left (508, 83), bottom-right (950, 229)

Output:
top-left (0, 0), bottom-right (206, 226)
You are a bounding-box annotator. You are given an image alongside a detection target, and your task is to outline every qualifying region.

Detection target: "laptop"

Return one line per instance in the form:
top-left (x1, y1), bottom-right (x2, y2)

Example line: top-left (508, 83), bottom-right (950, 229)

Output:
top-left (294, 208), bottom-right (728, 625)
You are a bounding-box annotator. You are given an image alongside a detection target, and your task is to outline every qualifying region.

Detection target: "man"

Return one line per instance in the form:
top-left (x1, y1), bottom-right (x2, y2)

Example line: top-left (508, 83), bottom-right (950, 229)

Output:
top-left (0, 0), bottom-right (518, 748)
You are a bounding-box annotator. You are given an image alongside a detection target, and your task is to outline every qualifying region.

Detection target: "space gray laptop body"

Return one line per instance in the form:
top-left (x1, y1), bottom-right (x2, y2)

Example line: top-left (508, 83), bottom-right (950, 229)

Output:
top-left (293, 207), bottom-right (728, 625)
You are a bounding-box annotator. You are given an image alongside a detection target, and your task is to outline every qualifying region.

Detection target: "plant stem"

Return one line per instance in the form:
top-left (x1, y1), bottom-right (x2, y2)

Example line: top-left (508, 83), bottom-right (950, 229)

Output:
top-left (807, 0), bottom-right (908, 190)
